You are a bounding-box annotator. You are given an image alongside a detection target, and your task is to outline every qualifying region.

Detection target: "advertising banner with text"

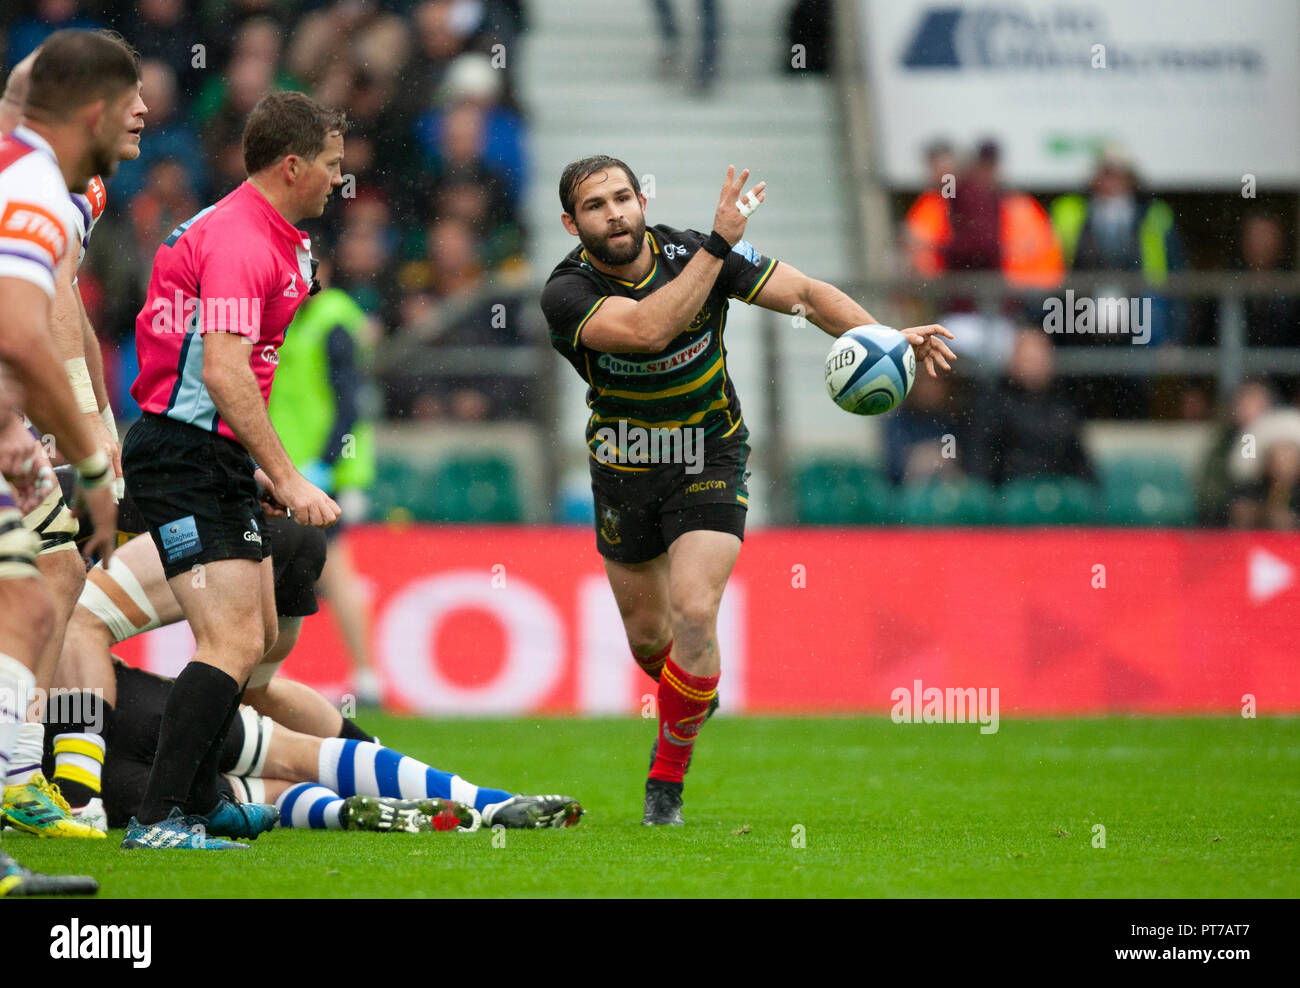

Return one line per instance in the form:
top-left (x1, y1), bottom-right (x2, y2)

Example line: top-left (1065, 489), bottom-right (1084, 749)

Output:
top-left (113, 526), bottom-right (1298, 716)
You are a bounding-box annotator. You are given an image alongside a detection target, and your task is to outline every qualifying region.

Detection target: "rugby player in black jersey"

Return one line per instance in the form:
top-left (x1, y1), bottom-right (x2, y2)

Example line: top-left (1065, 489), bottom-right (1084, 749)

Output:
top-left (541, 157), bottom-right (955, 825)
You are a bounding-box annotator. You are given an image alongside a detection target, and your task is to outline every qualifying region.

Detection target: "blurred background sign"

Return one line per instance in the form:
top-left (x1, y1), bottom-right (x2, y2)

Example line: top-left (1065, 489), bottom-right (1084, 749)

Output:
top-left (862, 0), bottom-right (1300, 188)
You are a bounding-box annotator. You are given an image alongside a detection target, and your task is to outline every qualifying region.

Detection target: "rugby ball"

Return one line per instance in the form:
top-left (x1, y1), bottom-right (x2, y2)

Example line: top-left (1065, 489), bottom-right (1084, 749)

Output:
top-left (824, 325), bottom-right (916, 415)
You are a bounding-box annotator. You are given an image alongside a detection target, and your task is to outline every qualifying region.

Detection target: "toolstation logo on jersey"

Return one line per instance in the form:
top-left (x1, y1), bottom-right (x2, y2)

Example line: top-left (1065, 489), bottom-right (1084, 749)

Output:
top-left (149, 291), bottom-right (263, 341)
top-left (597, 332), bottom-right (712, 375)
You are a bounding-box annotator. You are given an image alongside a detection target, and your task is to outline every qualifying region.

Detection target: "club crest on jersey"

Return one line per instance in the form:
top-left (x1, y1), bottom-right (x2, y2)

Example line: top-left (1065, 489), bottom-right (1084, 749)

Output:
top-left (597, 331), bottom-right (712, 375)
top-left (598, 504), bottom-right (622, 545)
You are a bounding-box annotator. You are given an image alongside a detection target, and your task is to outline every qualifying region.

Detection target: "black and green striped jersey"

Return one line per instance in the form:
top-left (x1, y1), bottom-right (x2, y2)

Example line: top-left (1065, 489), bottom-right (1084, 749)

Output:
top-left (541, 224), bottom-right (778, 466)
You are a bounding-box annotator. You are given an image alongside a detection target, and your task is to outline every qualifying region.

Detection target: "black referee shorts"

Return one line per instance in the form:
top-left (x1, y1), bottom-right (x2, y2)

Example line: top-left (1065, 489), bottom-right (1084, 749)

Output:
top-left (589, 436), bottom-right (750, 564)
top-left (122, 412), bottom-right (271, 580)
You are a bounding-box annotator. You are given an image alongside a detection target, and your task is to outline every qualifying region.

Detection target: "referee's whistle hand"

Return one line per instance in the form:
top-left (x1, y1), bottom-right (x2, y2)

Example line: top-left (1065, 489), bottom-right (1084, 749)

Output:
top-left (279, 472), bottom-right (341, 528)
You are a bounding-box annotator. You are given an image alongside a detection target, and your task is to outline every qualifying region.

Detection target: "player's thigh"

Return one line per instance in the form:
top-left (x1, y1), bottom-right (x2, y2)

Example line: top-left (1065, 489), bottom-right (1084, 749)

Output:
top-left (101, 531), bottom-right (187, 627)
top-left (33, 538), bottom-right (84, 617)
top-left (603, 553), bottom-right (672, 645)
top-left (167, 557), bottom-right (265, 672)
top-left (666, 528), bottom-right (741, 627)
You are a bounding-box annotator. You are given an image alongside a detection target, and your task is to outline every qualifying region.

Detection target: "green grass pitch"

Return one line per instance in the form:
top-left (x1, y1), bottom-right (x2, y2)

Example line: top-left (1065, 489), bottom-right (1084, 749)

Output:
top-left (8, 716), bottom-right (1297, 898)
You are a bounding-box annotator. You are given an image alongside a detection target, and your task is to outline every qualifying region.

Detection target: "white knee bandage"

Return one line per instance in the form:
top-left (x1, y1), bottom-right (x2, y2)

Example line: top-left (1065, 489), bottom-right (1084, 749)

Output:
top-left (77, 554), bottom-right (162, 644)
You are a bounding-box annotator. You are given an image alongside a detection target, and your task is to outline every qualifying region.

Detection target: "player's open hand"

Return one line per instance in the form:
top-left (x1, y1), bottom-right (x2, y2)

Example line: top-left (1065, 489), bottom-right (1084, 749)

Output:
top-left (713, 165), bottom-right (766, 246)
top-left (278, 470), bottom-right (341, 529)
top-left (901, 323), bottom-right (957, 378)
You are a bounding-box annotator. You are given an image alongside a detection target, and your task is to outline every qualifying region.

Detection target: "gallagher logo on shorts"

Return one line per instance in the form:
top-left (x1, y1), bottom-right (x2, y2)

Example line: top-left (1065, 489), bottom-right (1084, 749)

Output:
top-left (243, 517), bottom-right (261, 544)
top-left (159, 515), bottom-right (201, 563)
top-left (598, 505), bottom-right (621, 545)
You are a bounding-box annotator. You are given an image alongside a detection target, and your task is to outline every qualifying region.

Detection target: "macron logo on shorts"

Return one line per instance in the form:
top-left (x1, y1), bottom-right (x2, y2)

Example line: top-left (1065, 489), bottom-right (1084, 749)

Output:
top-left (159, 515), bottom-right (201, 563)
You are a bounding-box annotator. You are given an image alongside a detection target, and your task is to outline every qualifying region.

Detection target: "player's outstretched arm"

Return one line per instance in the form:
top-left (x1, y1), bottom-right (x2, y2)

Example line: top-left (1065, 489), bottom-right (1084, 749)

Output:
top-left (751, 261), bottom-right (956, 377)
top-left (579, 165), bottom-right (767, 354)
top-left (201, 331), bottom-right (341, 528)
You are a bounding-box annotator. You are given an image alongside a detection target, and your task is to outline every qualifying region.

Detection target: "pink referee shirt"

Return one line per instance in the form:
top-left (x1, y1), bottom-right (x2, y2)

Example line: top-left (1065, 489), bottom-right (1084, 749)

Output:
top-left (131, 181), bottom-right (314, 443)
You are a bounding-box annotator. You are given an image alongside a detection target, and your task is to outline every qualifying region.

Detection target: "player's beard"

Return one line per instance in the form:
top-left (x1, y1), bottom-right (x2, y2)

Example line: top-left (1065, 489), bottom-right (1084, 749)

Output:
top-left (581, 214), bottom-right (646, 266)
top-left (88, 137), bottom-right (119, 180)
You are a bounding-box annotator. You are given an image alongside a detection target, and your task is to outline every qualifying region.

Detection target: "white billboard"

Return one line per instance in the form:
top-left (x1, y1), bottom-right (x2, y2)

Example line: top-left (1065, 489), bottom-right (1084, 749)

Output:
top-left (861, 0), bottom-right (1300, 189)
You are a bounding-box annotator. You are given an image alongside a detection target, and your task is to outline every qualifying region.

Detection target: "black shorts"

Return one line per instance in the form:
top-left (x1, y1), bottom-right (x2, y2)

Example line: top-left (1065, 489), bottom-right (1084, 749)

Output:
top-left (266, 515), bottom-right (325, 618)
top-left (122, 413), bottom-right (271, 580)
top-left (61, 465), bottom-right (323, 617)
top-left (589, 436), bottom-right (750, 564)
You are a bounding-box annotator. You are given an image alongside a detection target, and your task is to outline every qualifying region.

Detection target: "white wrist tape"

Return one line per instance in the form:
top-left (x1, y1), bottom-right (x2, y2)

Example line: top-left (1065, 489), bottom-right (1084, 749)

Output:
top-left (736, 190), bottom-right (763, 218)
top-left (76, 450), bottom-right (111, 490)
top-left (99, 405), bottom-right (123, 500)
top-left (64, 357), bottom-right (98, 414)
top-left (99, 404), bottom-right (118, 444)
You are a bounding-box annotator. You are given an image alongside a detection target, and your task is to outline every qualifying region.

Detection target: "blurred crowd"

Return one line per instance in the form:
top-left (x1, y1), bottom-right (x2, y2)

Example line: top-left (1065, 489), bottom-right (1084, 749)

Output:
top-left (889, 138), bottom-right (1300, 528)
top-left (3, 0), bottom-right (532, 424)
top-left (3, 3), bottom-right (1295, 528)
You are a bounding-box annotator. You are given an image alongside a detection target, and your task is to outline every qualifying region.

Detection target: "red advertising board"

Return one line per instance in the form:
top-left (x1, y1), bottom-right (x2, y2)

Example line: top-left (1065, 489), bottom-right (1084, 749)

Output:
top-left (112, 526), bottom-right (1300, 715)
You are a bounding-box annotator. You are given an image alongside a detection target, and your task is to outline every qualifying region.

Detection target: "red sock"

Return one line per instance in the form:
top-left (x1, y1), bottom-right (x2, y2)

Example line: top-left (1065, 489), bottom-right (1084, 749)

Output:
top-left (650, 657), bottom-right (718, 783)
top-left (633, 640), bottom-right (671, 682)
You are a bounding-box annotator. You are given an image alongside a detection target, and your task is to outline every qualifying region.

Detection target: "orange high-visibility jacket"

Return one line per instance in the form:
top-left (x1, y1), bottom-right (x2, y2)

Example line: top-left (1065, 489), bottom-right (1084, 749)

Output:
top-left (904, 189), bottom-right (1064, 289)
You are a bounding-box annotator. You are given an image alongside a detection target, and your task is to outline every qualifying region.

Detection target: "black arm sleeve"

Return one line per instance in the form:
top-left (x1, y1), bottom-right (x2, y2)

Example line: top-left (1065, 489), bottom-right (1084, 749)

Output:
top-left (322, 324), bottom-right (359, 467)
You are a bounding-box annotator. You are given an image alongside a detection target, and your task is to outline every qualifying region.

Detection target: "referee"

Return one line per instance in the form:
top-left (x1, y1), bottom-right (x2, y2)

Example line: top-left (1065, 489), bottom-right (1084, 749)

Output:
top-left (541, 157), bottom-right (955, 824)
top-left (119, 92), bottom-right (343, 849)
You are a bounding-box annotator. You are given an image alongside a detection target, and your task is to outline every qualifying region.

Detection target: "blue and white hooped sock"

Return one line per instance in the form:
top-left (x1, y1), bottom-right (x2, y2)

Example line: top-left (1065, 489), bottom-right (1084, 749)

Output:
top-left (276, 783), bottom-right (345, 830)
top-left (317, 738), bottom-right (514, 812)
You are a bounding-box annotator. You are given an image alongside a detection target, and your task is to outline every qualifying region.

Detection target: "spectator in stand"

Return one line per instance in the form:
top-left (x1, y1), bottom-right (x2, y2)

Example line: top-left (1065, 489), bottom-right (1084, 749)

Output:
top-left (902, 139), bottom-right (1062, 290)
top-left (901, 140), bottom-right (957, 278)
top-left (7, 0), bottom-right (101, 64)
top-left (434, 167), bottom-right (523, 270)
top-left (1238, 213), bottom-right (1300, 392)
top-left (649, 0), bottom-right (719, 95)
top-left (964, 327), bottom-right (1095, 487)
top-left (1050, 146), bottom-right (1185, 344)
top-left (125, 0), bottom-right (205, 104)
top-left (288, 0), bottom-right (411, 90)
top-left (1230, 431), bottom-right (1300, 530)
top-left (203, 50), bottom-right (277, 194)
top-left (129, 157), bottom-right (199, 260)
top-left (416, 52), bottom-right (528, 205)
top-left (883, 369), bottom-right (963, 486)
top-left (1196, 378), bottom-right (1275, 525)
top-left (387, 216), bottom-right (528, 421)
top-left (333, 206), bottom-right (398, 321)
top-left (110, 59), bottom-right (209, 202)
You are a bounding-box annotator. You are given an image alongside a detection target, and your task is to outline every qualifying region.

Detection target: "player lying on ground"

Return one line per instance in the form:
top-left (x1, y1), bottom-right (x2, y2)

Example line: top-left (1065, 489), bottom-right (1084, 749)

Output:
top-left (42, 658), bottom-right (583, 837)
top-left (46, 494), bottom-right (582, 836)
top-left (541, 157), bottom-right (955, 825)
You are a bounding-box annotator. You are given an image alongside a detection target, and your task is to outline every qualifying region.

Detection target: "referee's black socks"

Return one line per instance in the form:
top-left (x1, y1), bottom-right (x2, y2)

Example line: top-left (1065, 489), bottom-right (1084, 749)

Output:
top-left (137, 661), bottom-right (240, 824)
